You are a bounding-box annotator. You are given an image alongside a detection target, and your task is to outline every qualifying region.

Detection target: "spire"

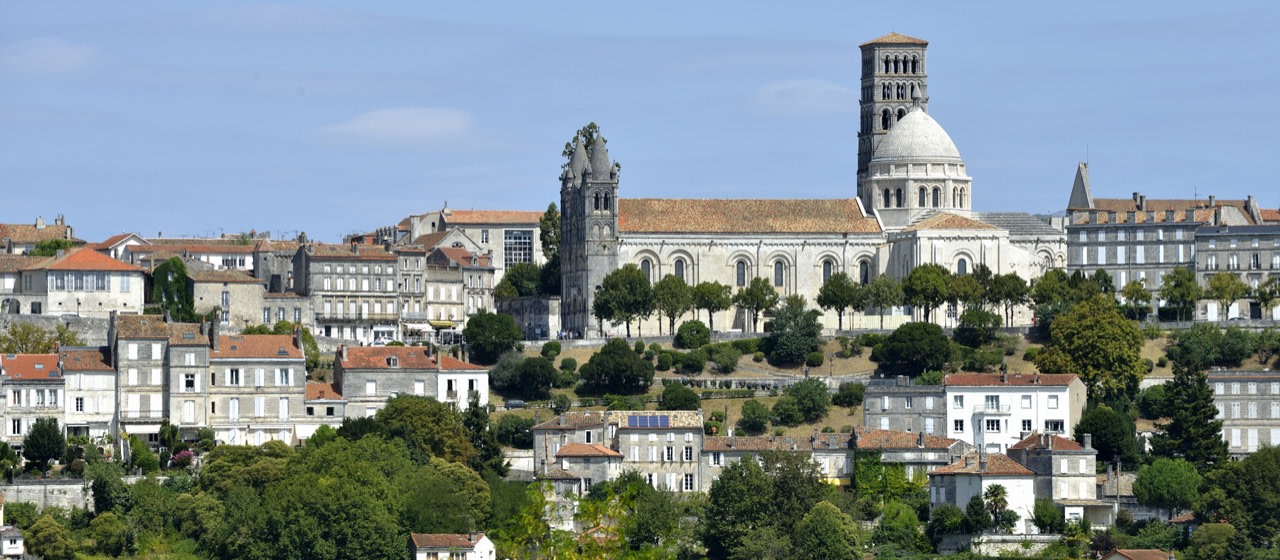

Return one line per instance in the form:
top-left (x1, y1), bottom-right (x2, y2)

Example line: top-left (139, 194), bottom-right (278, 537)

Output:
top-left (561, 135), bottom-right (590, 188)
top-left (1067, 161), bottom-right (1094, 210)
top-left (911, 86), bottom-right (923, 111)
top-left (588, 134), bottom-right (612, 181)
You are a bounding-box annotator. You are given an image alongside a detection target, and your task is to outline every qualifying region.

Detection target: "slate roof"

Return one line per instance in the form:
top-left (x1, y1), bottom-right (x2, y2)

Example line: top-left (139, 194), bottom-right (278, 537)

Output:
top-left (211, 335), bottom-right (302, 359)
top-left (410, 532), bottom-right (486, 550)
top-left (188, 269), bottom-right (263, 284)
top-left (903, 212), bottom-right (998, 232)
top-left (1198, 224), bottom-right (1280, 235)
top-left (305, 382), bottom-right (345, 401)
top-left (1009, 431), bottom-right (1085, 451)
top-left (860, 32), bottom-right (928, 46)
top-left (931, 453), bottom-right (1034, 476)
top-left (944, 373), bottom-right (1079, 387)
top-left (974, 212), bottom-right (1064, 237)
top-left (0, 354), bottom-right (60, 381)
top-left (337, 346), bottom-right (482, 370)
top-left (618, 198), bottom-right (881, 234)
top-left (59, 347), bottom-right (113, 371)
top-left (556, 443), bottom-right (623, 458)
top-left (445, 210), bottom-right (542, 225)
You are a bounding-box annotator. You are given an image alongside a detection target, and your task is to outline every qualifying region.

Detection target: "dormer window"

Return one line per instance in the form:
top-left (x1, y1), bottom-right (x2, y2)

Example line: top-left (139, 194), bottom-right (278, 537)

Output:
top-left (386, 356), bottom-right (399, 367)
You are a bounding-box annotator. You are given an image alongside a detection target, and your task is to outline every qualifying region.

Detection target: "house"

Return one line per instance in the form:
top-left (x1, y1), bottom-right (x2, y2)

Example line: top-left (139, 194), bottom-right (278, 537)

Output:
top-left (166, 325), bottom-right (212, 442)
top-left (130, 237), bottom-right (257, 272)
top-left (207, 333), bottom-right (306, 446)
top-left (0, 216), bottom-right (77, 255)
top-left (0, 353), bottom-right (63, 448)
top-left (188, 269), bottom-right (266, 329)
top-left (1008, 432), bottom-right (1113, 526)
top-left (1194, 225), bottom-right (1280, 320)
top-left (89, 233), bottom-right (147, 262)
top-left (533, 411), bottom-right (704, 493)
top-left (13, 247), bottom-right (145, 318)
top-left (853, 427), bottom-right (972, 479)
top-left (331, 345), bottom-right (489, 418)
top-left (408, 532), bottom-right (495, 560)
top-left (292, 242), bottom-right (398, 344)
top-left (59, 346), bottom-right (115, 440)
top-left (863, 375), bottom-right (947, 435)
top-left (110, 313), bottom-right (202, 446)
top-left (943, 372), bottom-right (1086, 453)
top-left (1100, 549), bottom-right (1174, 560)
top-left (297, 382), bottom-right (346, 441)
top-left (928, 452), bottom-right (1037, 534)
top-left (409, 207), bottom-right (546, 284)
top-left (252, 238), bottom-right (303, 294)
top-left (1207, 370), bottom-right (1280, 457)
top-left (0, 256), bottom-right (42, 313)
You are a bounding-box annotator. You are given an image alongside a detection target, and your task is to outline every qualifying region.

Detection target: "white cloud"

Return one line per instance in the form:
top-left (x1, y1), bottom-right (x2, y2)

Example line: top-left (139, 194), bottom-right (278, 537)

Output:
top-left (0, 37), bottom-right (95, 74)
top-left (750, 79), bottom-right (856, 117)
top-left (309, 107), bottom-right (476, 148)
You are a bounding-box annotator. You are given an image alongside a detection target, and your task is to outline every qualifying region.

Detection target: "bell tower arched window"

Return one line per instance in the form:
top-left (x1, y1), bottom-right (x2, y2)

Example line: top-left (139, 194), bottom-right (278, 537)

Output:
top-left (603, 193), bottom-right (611, 211)
top-left (883, 189), bottom-right (891, 208)
top-left (894, 188), bottom-right (903, 208)
top-left (773, 261), bottom-right (785, 287)
top-left (593, 192), bottom-right (601, 211)
top-left (911, 56), bottom-right (918, 73)
top-left (883, 57), bottom-right (891, 74)
top-left (897, 108), bottom-right (906, 121)
top-left (735, 260), bottom-right (747, 287)
top-left (881, 109), bottom-right (891, 130)
top-left (932, 187), bottom-right (941, 208)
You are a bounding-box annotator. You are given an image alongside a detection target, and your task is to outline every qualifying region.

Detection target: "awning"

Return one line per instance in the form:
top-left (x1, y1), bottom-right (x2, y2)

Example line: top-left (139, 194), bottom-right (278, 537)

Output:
top-left (403, 322), bottom-right (434, 331)
top-left (123, 424), bottom-right (162, 434)
top-left (429, 320), bottom-right (455, 329)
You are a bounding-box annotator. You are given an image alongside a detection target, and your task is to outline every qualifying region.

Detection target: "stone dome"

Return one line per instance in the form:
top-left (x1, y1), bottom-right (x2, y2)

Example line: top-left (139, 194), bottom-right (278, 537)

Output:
top-left (871, 108), bottom-right (963, 164)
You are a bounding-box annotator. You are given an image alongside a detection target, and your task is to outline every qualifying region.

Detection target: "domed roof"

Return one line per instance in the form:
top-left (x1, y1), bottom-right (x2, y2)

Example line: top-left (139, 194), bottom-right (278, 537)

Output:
top-left (871, 108), bottom-right (963, 164)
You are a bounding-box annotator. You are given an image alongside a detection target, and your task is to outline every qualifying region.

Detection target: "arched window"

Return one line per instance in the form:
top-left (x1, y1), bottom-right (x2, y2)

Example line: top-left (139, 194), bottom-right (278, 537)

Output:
top-left (894, 188), bottom-right (903, 208)
top-left (881, 109), bottom-right (891, 130)
top-left (883, 189), bottom-right (891, 208)
top-left (773, 261), bottom-right (785, 287)
top-left (640, 259), bottom-right (652, 281)
top-left (897, 108), bottom-right (906, 121)
top-left (958, 187), bottom-right (966, 208)
top-left (911, 56), bottom-right (918, 73)
top-left (859, 260), bottom-right (870, 285)
top-left (674, 259), bottom-right (685, 281)
top-left (918, 187), bottom-right (927, 207)
top-left (952, 188), bottom-right (959, 208)
top-left (956, 258), bottom-right (968, 276)
top-left (893, 57), bottom-right (900, 73)
top-left (932, 187), bottom-right (941, 208)
top-left (603, 193), bottom-right (611, 211)
top-left (735, 260), bottom-right (747, 287)
top-left (911, 83), bottom-right (918, 98)
top-left (822, 260), bottom-right (834, 283)
top-left (883, 57), bottom-right (890, 74)
top-left (593, 192), bottom-right (601, 210)
top-left (896, 83), bottom-right (904, 99)
top-left (882, 84), bottom-right (890, 100)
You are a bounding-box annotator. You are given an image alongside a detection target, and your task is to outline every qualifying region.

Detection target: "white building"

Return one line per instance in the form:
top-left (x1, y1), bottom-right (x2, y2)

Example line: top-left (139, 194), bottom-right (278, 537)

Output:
top-left (0, 354), bottom-right (63, 448)
top-left (943, 373), bottom-right (1086, 454)
top-left (12, 248), bottom-right (145, 318)
top-left (928, 452), bottom-right (1038, 534)
top-left (409, 532), bottom-right (495, 560)
top-left (59, 346), bottom-right (116, 440)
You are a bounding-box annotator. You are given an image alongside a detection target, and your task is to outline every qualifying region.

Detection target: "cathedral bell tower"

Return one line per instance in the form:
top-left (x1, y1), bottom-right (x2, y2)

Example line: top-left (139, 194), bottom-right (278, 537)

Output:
top-left (857, 32), bottom-right (929, 210)
top-left (559, 132), bottom-right (620, 338)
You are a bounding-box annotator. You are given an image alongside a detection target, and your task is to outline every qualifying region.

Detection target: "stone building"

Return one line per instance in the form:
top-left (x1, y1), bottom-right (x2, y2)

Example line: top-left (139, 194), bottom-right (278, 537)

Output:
top-left (109, 313), bottom-right (202, 444)
top-left (1208, 370), bottom-right (1280, 457)
top-left (0, 354), bottom-right (63, 448)
top-left (942, 373), bottom-right (1087, 454)
top-left (293, 242), bottom-right (399, 344)
top-left (532, 410), bottom-right (705, 493)
top-left (857, 33), bottom-right (929, 195)
top-left (1007, 432), bottom-right (1112, 525)
top-left (297, 382), bottom-right (345, 440)
top-left (189, 269), bottom-right (265, 329)
top-left (207, 333), bottom-right (307, 446)
top-left (331, 345), bottom-right (489, 418)
top-left (928, 452), bottom-right (1037, 534)
top-left (9, 248), bottom-right (146, 318)
top-left (59, 346), bottom-right (115, 440)
top-left (1194, 225), bottom-right (1280, 320)
top-left (864, 375), bottom-right (947, 435)
top-left (0, 216), bottom-right (76, 255)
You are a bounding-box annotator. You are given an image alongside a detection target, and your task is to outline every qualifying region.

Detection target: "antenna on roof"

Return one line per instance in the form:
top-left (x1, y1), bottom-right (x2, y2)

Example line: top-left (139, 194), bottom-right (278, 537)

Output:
top-left (1085, 144), bottom-right (1089, 167)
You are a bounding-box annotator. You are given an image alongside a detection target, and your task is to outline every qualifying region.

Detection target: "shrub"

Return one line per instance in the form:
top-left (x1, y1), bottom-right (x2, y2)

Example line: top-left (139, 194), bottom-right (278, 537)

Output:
top-left (954, 308), bottom-right (1002, 348)
top-left (1022, 346), bottom-right (1042, 361)
top-left (649, 343), bottom-right (662, 354)
top-left (832, 382), bottom-right (865, 408)
top-left (821, 426), bottom-right (835, 433)
top-left (676, 321), bottom-right (711, 349)
top-left (836, 336), bottom-right (859, 358)
top-left (656, 353), bottom-right (673, 371)
top-left (839, 425), bottom-right (853, 433)
top-left (680, 349), bottom-right (707, 374)
top-left (171, 450), bottom-right (194, 469)
top-left (774, 428), bottom-right (786, 436)
top-left (634, 340), bottom-right (646, 355)
top-left (1157, 356), bottom-right (1168, 368)
top-left (604, 394), bottom-right (647, 410)
top-left (661, 383), bottom-right (701, 411)
top-left (541, 341), bottom-right (561, 359)
top-left (559, 357), bottom-right (578, 373)
top-left (805, 352), bottom-right (825, 367)
top-left (1142, 358), bottom-right (1154, 374)
top-left (772, 396), bottom-right (804, 427)
top-left (554, 370), bottom-right (578, 389)
top-left (1142, 323), bottom-right (1165, 340)
top-left (961, 345), bottom-right (1003, 372)
top-left (856, 333), bottom-right (887, 349)
top-left (552, 394), bottom-right (573, 415)
top-left (708, 410), bottom-right (726, 423)
top-left (495, 415), bottom-right (536, 449)
top-left (997, 334), bottom-right (1020, 356)
top-left (785, 378), bottom-right (831, 423)
top-left (753, 351), bottom-right (765, 363)
top-left (730, 338), bottom-right (762, 354)
top-left (738, 400), bottom-right (771, 435)
top-left (643, 350), bottom-right (655, 361)
top-left (704, 420), bottom-right (723, 436)
top-left (710, 346), bottom-right (742, 373)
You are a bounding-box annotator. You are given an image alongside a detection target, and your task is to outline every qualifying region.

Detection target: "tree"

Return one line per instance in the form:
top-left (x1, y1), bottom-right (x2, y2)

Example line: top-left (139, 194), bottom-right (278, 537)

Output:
top-left (954, 308), bottom-right (1001, 348)
top-left (1256, 278), bottom-right (1280, 321)
top-left (661, 382), bottom-right (701, 411)
top-left (983, 484), bottom-right (1011, 533)
top-left (863, 274), bottom-right (904, 330)
top-left (817, 272), bottom-right (860, 331)
top-left (495, 415), bottom-right (535, 449)
top-left (1031, 497), bottom-right (1065, 534)
top-left (1206, 271), bottom-right (1250, 321)
top-left (703, 458), bottom-right (773, 559)
top-left (1120, 279), bottom-right (1152, 320)
top-left (462, 393), bottom-right (507, 478)
top-left (0, 322), bottom-right (84, 354)
top-left (578, 338), bottom-right (655, 395)
top-left (794, 501), bottom-right (859, 560)
top-left (1161, 266), bottom-right (1201, 321)
top-left (948, 273), bottom-right (984, 310)
top-left (989, 272), bottom-right (1029, 327)
top-left (766, 295), bottom-right (822, 365)
top-left (785, 378), bottom-right (831, 423)
top-left (89, 511), bottom-right (129, 557)
top-left (462, 309), bottom-right (521, 364)
top-left (1166, 323), bottom-right (1223, 372)
top-left (1188, 524), bottom-right (1236, 560)
top-left (760, 450), bottom-right (829, 535)
top-left (733, 277), bottom-right (778, 333)
top-left (29, 238), bottom-right (75, 257)
top-left (772, 396), bottom-right (803, 427)
top-left (152, 257), bottom-right (198, 321)
top-left (832, 382), bottom-right (865, 408)
top-left (738, 399), bottom-right (771, 435)
top-left (653, 274), bottom-right (693, 336)
top-left (1136, 384), bottom-right (1169, 420)
top-left (1151, 365), bottom-right (1227, 471)
top-left (403, 459), bottom-right (493, 533)
top-left (26, 514), bottom-right (74, 560)
top-left (675, 320), bottom-right (710, 349)
top-left (1035, 294), bottom-right (1145, 401)
top-left (1196, 446), bottom-right (1280, 546)
top-left (926, 503), bottom-right (966, 545)
top-left (692, 281), bottom-right (732, 332)
top-left (512, 357), bottom-right (555, 400)
top-left (871, 322), bottom-right (951, 377)
top-left (538, 202), bottom-right (561, 298)
top-left (903, 263), bottom-right (950, 322)
top-left (594, 264), bottom-right (654, 337)
top-left (376, 395), bottom-right (477, 466)
top-left (964, 494), bottom-right (992, 533)
top-left (22, 417), bottom-right (65, 471)
top-left (1134, 457), bottom-right (1202, 519)
top-left (1075, 405), bottom-right (1139, 469)
top-left (1092, 269), bottom-right (1115, 293)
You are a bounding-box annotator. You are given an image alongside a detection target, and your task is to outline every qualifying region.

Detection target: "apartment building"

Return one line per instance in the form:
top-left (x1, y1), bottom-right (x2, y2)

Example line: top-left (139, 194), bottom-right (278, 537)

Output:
top-left (59, 346), bottom-right (115, 440)
top-left (943, 373), bottom-right (1086, 454)
top-left (293, 242), bottom-right (398, 344)
top-left (532, 411), bottom-right (705, 494)
top-left (1208, 370), bottom-right (1280, 458)
top-left (1007, 432), bottom-right (1111, 525)
top-left (9, 248), bottom-right (145, 318)
top-left (331, 345), bottom-right (489, 417)
top-left (0, 354), bottom-right (63, 448)
top-left (863, 375), bottom-right (947, 435)
top-left (1194, 225), bottom-right (1280, 320)
top-left (207, 333), bottom-right (306, 446)
top-left (110, 314), bottom-right (195, 444)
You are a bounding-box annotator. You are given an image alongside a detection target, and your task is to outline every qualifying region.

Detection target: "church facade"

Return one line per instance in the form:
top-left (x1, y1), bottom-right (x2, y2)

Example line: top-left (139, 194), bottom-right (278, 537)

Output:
top-left (560, 33), bottom-right (1067, 338)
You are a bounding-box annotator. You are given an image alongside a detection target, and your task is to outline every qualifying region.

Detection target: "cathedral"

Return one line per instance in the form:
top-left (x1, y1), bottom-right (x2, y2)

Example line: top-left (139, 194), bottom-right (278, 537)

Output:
top-left (559, 33), bottom-right (1067, 337)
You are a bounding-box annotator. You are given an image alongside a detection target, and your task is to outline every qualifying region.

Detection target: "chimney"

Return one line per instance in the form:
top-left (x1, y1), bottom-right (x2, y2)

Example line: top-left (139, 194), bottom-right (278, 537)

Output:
top-left (1000, 371), bottom-right (1007, 383)
top-left (1132, 192), bottom-right (1141, 204)
top-left (1083, 433), bottom-right (1092, 450)
top-left (340, 344), bottom-right (348, 362)
top-left (55, 214), bottom-right (64, 226)
top-left (1208, 195), bottom-right (1216, 208)
top-left (917, 432), bottom-right (925, 448)
top-left (468, 531), bottom-right (478, 543)
top-left (293, 327), bottom-right (304, 357)
top-left (35, 216), bottom-right (45, 230)
top-left (979, 456), bottom-right (988, 471)
top-left (1139, 195), bottom-right (1147, 211)
top-left (211, 320), bottom-right (220, 352)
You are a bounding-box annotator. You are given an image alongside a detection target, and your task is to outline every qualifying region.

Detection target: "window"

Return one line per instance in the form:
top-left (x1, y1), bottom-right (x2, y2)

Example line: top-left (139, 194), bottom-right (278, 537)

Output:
top-left (1045, 420), bottom-right (1064, 433)
top-left (1249, 382), bottom-right (1258, 394)
top-left (263, 308), bottom-right (271, 323)
top-left (674, 259), bottom-right (685, 281)
top-left (277, 368), bottom-right (292, 386)
top-left (684, 446), bottom-right (693, 461)
top-left (1232, 402), bottom-right (1241, 419)
top-left (683, 473), bottom-right (695, 491)
top-left (1022, 419), bottom-right (1032, 432)
top-left (365, 380), bottom-right (376, 396)
top-left (822, 260), bottom-right (833, 283)
top-left (306, 406), bottom-right (315, 417)
top-left (664, 446), bottom-right (674, 462)
top-left (905, 397), bottom-right (913, 409)
top-left (953, 395), bottom-right (964, 409)
top-left (956, 258), bottom-right (968, 276)
top-left (773, 261), bottom-right (785, 287)
top-left (953, 420), bottom-right (964, 433)
top-left (859, 260), bottom-right (870, 285)
top-left (326, 406), bottom-right (335, 416)
top-left (1215, 382), bottom-right (1225, 395)
top-left (184, 373), bottom-right (196, 392)
top-left (1048, 395), bottom-right (1059, 409)
top-left (228, 369), bottom-right (241, 386)
top-left (503, 230), bottom-right (534, 268)
top-left (712, 452), bottom-right (722, 466)
top-left (1021, 395), bottom-right (1032, 409)
top-left (985, 419), bottom-right (1001, 432)
top-left (735, 260), bottom-right (747, 287)
top-left (75, 397), bottom-right (84, 412)
top-left (1232, 383), bottom-right (1241, 395)
top-left (985, 395), bottom-right (1000, 411)
top-left (918, 187), bottom-right (927, 207)
top-left (639, 258), bottom-right (651, 281)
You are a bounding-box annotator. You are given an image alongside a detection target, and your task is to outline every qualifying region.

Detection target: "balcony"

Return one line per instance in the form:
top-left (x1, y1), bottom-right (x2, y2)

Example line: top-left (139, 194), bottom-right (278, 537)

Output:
top-left (973, 405), bottom-right (1011, 415)
top-left (314, 313), bottom-right (399, 323)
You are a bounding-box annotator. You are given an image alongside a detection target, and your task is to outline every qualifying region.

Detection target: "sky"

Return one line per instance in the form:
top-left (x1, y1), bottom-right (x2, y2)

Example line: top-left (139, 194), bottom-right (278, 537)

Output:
top-left (3, 2), bottom-right (1279, 243)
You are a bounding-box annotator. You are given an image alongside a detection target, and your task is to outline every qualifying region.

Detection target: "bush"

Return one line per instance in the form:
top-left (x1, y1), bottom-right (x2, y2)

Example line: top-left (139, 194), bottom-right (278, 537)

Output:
top-left (738, 400), bottom-right (771, 435)
top-left (805, 352), bottom-right (825, 367)
top-left (856, 333), bottom-right (887, 349)
top-left (704, 420), bottom-right (723, 436)
top-left (872, 323), bottom-right (951, 377)
top-left (656, 353), bottom-right (673, 371)
top-left (661, 383), bottom-right (701, 411)
top-left (541, 341), bottom-right (561, 359)
top-left (772, 396), bottom-right (804, 427)
top-left (552, 394), bottom-right (573, 415)
top-left (559, 357), bottom-right (578, 372)
top-left (821, 426), bottom-right (835, 433)
top-left (675, 321), bottom-right (711, 349)
top-left (954, 308), bottom-right (1002, 348)
top-left (753, 351), bottom-right (765, 363)
top-left (1142, 358), bottom-right (1154, 373)
top-left (836, 336), bottom-right (859, 358)
top-left (709, 346), bottom-right (742, 373)
top-left (643, 350), bottom-right (655, 361)
top-left (554, 370), bottom-right (578, 389)
top-left (1136, 384), bottom-right (1169, 420)
top-left (1142, 323), bottom-right (1165, 340)
top-left (785, 378), bottom-right (830, 423)
top-left (679, 349), bottom-right (707, 374)
top-left (634, 340), bottom-right (646, 354)
top-left (1022, 346), bottom-right (1042, 361)
top-left (832, 382), bottom-right (865, 408)
top-left (1157, 356), bottom-right (1168, 368)
top-left (997, 334), bottom-right (1020, 356)
top-left (730, 338), bottom-right (762, 354)
top-left (604, 394), bottom-right (647, 410)
top-left (649, 343), bottom-right (662, 354)
top-left (959, 344), bottom-right (1003, 372)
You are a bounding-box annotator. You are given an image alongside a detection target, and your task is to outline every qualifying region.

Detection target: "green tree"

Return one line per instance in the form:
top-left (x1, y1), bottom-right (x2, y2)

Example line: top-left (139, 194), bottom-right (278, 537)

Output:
top-left (989, 272), bottom-right (1029, 327)
top-left (26, 514), bottom-right (74, 560)
top-left (772, 396), bottom-right (803, 427)
top-left (766, 295), bottom-right (822, 365)
top-left (730, 525), bottom-right (792, 560)
top-left (1035, 294), bottom-right (1145, 401)
top-left (785, 378), bottom-right (831, 423)
top-left (964, 494), bottom-right (992, 533)
top-left (832, 382), bottom-right (865, 408)
top-left (594, 264), bottom-right (654, 337)
top-left (1166, 323), bottom-right (1223, 372)
top-left (691, 281), bottom-right (732, 333)
top-left (578, 338), bottom-right (655, 395)
top-left (1205, 271), bottom-right (1250, 321)
top-left (984, 484), bottom-right (1011, 532)
top-left (1031, 497), bottom-right (1065, 534)
top-left (1134, 457), bottom-right (1202, 519)
top-left (29, 238), bottom-right (75, 257)
top-left (948, 273), bottom-right (984, 310)
top-left (1074, 404), bottom-right (1140, 469)
top-left (760, 450), bottom-right (829, 535)
top-left (863, 274), bottom-right (904, 330)
top-left (653, 274), bottom-right (693, 336)
top-left (499, 262), bottom-right (542, 298)
top-left (733, 277), bottom-right (778, 333)
top-left (926, 503), bottom-right (966, 545)
top-left (1136, 384), bottom-right (1169, 420)
top-left (376, 395), bottom-right (477, 465)
top-left (1121, 279), bottom-right (1152, 320)
top-left (1188, 523), bottom-right (1236, 560)
top-left (703, 458), bottom-right (773, 559)
top-left (794, 501), bottom-right (859, 560)
top-left (1256, 278), bottom-right (1280, 321)
top-left (152, 257), bottom-right (198, 321)
top-left (1161, 266), bottom-right (1201, 321)
top-left (1151, 365), bottom-right (1227, 471)
top-left (462, 393), bottom-right (507, 478)
top-left (89, 511), bottom-right (129, 556)
top-left (738, 399), bottom-right (771, 435)
top-left (873, 499), bottom-right (926, 552)
top-left (22, 417), bottom-right (65, 471)
top-left (903, 263), bottom-right (950, 323)
top-left (0, 322), bottom-right (84, 354)
top-left (1257, 327), bottom-right (1280, 365)
top-left (403, 458), bottom-right (493, 533)
top-left (817, 272), bottom-right (861, 331)
top-left (495, 415), bottom-right (535, 449)
top-left (462, 309), bottom-right (522, 364)
top-left (128, 434), bottom-right (159, 474)
top-left (675, 319), bottom-right (710, 349)
top-left (512, 357), bottom-right (556, 400)
top-left (660, 382), bottom-right (701, 411)
top-left (954, 307), bottom-right (1001, 348)
top-left (871, 322), bottom-right (951, 377)
top-left (1092, 268), bottom-right (1115, 293)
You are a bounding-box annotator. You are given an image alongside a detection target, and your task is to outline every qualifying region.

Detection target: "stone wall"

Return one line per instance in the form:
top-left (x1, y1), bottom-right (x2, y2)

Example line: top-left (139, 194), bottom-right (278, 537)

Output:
top-left (0, 315), bottom-right (109, 346)
top-left (1, 480), bottom-right (94, 512)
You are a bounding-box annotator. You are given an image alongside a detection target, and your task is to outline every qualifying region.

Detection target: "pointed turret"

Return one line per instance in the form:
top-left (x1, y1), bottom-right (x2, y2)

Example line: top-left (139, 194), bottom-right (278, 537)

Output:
top-left (561, 135), bottom-right (590, 189)
top-left (1067, 162), bottom-right (1093, 211)
top-left (587, 135), bottom-right (612, 181)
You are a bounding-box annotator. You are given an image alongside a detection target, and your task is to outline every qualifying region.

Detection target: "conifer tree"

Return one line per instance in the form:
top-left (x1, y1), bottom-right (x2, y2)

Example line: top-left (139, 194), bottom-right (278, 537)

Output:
top-left (1151, 364), bottom-right (1228, 471)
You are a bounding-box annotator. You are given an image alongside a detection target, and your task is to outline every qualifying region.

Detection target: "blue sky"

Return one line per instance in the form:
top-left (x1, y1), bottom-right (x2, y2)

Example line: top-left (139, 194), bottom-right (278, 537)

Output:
top-left (3, 2), bottom-right (1277, 242)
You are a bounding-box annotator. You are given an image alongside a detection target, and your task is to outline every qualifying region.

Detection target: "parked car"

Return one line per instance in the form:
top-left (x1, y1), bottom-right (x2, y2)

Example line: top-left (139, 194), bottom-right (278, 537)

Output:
top-left (505, 400), bottom-right (526, 409)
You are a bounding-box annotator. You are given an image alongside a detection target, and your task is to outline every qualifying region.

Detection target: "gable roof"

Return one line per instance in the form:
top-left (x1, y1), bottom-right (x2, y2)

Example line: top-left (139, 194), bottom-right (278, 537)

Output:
top-left (32, 247), bottom-right (144, 273)
top-left (855, 427), bottom-right (959, 450)
top-left (1072, 208), bottom-right (1215, 225)
top-left (306, 382), bottom-right (345, 401)
top-left (211, 335), bottom-right (302, 360)
top-left (860, 32), bottom-right (928, 46)
top-left (411, 231), bottom-right (450, 249)
top-left (410, 532), bottom-right (487, 550)
top-left (431, 246), bottom-right (493, 269)
top-left (445, 209), bottom-right (542, 225)
top-left (556, 443), bottom-right (623, 458)
top-left (0, 223), bottom-right (74, 244)
top-left (0, 255), bottom-right (41, 273)
top-left (1261, 208), bottom-right (1280, 223)
top-left (931, 453), bottom-right (1034, 476)
top-left (1104, 550), bottom-right (1174, 560)
top-left (944, 373), bottom-right (1079, 387)
top-left (1086, 197), bottom-right (1255, 225)
top-left (59, 347), bottom-right (113, 371)
top-left (302, 243), bottom-right (396, 261)
top-left (903, 212), bottom-right (999, 232)
top-left (532, 411), bottom-right (607, 431)
top-left (336, 346), bottom-right (482, 370)
top-left (1009, 431), bottom-right (1085, 451)
top-left (618, 198), bottom-right (881, 234)
top-left (0, 354), bottom-right (61, 381)
top-left (168, 323), bottom-right (209, 346)
top-left (114, 314), bottom-right (176, 339)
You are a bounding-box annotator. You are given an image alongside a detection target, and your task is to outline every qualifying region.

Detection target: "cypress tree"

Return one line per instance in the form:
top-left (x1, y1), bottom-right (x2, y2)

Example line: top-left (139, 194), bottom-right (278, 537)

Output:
top-left (1151, 364), bottom-right (1227, 471)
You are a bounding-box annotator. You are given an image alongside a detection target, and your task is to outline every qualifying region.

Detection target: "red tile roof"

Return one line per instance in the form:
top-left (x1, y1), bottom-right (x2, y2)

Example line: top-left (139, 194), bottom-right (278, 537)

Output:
top-left (337, 346), bottom-right (483, 370)
top-left (409, 532), bottom-right (487, 550)
top-left (904, 212), bottom-right (999, 232)
top-left (303, 243), bottom-right (396, 261)
top-left (1085, 198), bottom-right (1255, 225)
top-left (0, 223), bottom-right (74, 244)
top-left (944, 373), bottom-right (1079, 387)
top-left (435, 247), bottom-right (492, 268)
top-left (211, 335), bottom-right (302, 359)
top-left (855, 427), bottom-right (959, 450)
top-left (168, 324), bottom-right (208, 346)
top-left (132, 243), bottom-right (256, 254)
top-left (411, 231), bottom-right (450, 249)
top-left (33, 247), bottom-right (144, 273)
top-left (860, 32), bottom-right (928, 46)
top-left (703, 435), bottom-right (812, 452)
top-left (556, 443), bottom-right (623, 458)
top-left (1009, 431), bottom-right (1085, 451)
top-left (59, 347), bottom-right (113, 371)
top-left (0, 354), bottom-right (60, 381)
top-left (1260, 209), bottom-right (1280, 223)
top-left (1072, 208), bottom-right (1215, 225)
top-left (619, 198), bottom-right (881, 234)
top-left (1104, 550), bottom-right (1174, 560)
top-left (532, 412), bottom-right (607, 431)
top-left (96, 233), bottom-right (139, 248)
top-left (931, 453), bottom-right (1034, 476)
top-left (306, 382), bottom-right (345, 401)
top-left (445, 210), bottom-right (542, 225)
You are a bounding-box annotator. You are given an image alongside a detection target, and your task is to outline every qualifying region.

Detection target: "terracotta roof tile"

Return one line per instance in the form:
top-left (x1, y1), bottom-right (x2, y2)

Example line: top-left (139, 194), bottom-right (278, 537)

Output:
top-left (1105, 550), bottom-right (1175, 560)
top-left (114, 314), bottom-right (175, 339)
top-left (0, 223), bottom-right (74, 244)
top-left (435, 247), bottom-right (492, 268)
top-left (931, 453), bottom-right (1034, 476)
top-left (59, 347), bottom-right (113, 371)
top-left (0, 255), bottom-right (41, 273)
top-left (855, 427), bottom-right (959, 450)
top-left (168, 324), bottom-right (208, 346)
top-left (32, 247), bottom-right (144, 273)
top-left (1072, 208), bottom-right (1215, 225)
top-left (410, 532), bottom-right (487, 550)
top-left (903, 212), bottom-right (999, 232)
top-left (944, 373), bottom-right (1079, 387)
top-left (556, 443), bottom-right (623, 458)
top-left (703, 435), bottom-right (812, 452)
top-left (532, 411), bottom-right (607, 431)
top-left (539, 467), bottom-right (582, 480)
top-left (1086, 198), bottom-right (1255, 225)
top-left (411, 231), bottom-right (450, 249)
top-left (619, 198), bottom-right (881, 234)
top-left (860, 32), bottom-right (928, 46)
top-left (445, 210), bottom-right (542, 225)
top-left (337, 346), bottom-right (482, 370)
top-left (189, 269), bottom-right (263, 284)
top-left (97, 233), bottom-right (138, 247)
top-left (211, 335), bottom-right (302, 359)
top-left (1260, 209), bottom-right (1280, 223)
top-left (1009, 431), bottom-right (1085, 451)
top-left (303, 243), bottom-right (396, 261)
top-left (263, 292), bottom-right (306, 299)
top-left (306, 382), bottom-right (345, 401)
top-left (0, 354), bottom-right (61, 381)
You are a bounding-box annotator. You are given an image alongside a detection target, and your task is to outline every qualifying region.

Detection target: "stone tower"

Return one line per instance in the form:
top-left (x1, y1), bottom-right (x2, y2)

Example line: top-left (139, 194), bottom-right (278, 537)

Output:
top-left (857, 32), bottom-right (929, 209)
top-left (559, 133), bottom-right (620, 338)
